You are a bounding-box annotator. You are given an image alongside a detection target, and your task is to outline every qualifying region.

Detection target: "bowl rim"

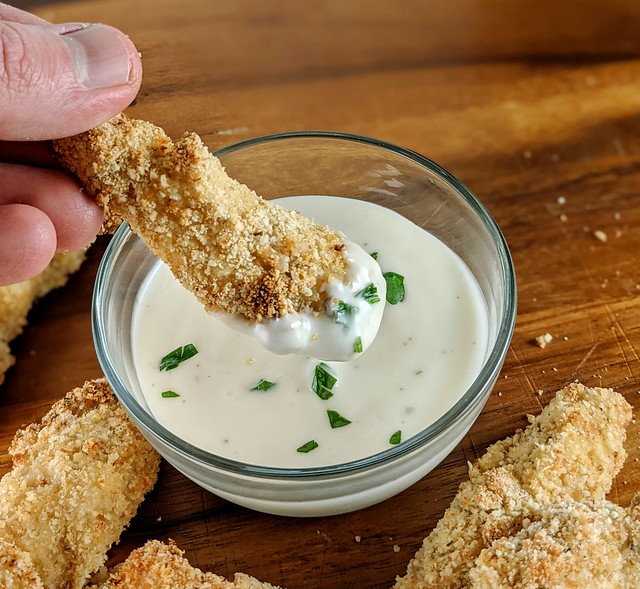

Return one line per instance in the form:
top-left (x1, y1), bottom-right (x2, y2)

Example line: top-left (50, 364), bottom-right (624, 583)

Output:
top-left (93, 130), bottom-right (517, 480)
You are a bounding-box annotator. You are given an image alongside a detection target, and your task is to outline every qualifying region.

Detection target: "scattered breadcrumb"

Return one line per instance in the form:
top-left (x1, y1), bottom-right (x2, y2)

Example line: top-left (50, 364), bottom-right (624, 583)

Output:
top-left (53, 115), bottom-right (349, 322)
top-left (0, 250), bottom-right (85, 385)
top-left (594, 230), bottom-right (608, 243)
top-left (535, 333), bottom-right (553, 349)
top-left (0, 379), bottom-right (160, 588)
top-left (355, 535), bottom-right (361, 543)
top-left (88, 539), bottom-right (281, 589)
top-left (394, 383), bottom-right (634, 588)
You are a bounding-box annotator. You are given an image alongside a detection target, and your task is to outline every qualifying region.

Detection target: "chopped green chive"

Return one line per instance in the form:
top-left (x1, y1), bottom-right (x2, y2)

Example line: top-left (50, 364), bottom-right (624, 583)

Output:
top-left (370, 251), bottom-right (379, 260)
top-left (354, 336), bottom-right (363, 354)
top-left (383, 272), bottom-right (405, 304)
top-left (312, 363), bottom-right (337, 400)
top-left (159, 343), bottom-right (198, 371)
top-left (297, 440), bottom-right (319, 453)
top-left (357, 283), bottom-right (381, 304)
top-left (251, 379), bottom-right (276, 391)
top-left (161, 390), bottom-right (181, 398)
top-left (334, 300), bottom-right (357, 325)
top-left (389, 430), bottom-right (402, 445)
top-left (327, 409), bottom-right (351, 429)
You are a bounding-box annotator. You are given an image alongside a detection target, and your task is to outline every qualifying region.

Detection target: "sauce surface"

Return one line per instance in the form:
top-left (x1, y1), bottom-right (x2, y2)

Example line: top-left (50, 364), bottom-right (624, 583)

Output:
top-left (131, 196), bottom-right (489, 468)
top-left (222, 237), bottom-right (386, 361)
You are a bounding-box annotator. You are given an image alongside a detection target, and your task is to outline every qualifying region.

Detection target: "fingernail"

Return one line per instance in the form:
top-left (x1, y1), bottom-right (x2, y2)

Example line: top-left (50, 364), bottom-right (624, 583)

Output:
top-left (60, 24), bottom-right (133, 89)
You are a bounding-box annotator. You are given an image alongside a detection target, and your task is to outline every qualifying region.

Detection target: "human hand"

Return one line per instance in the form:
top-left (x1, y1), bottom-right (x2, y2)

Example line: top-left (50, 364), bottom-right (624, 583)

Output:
top-left (0, 2), bottom-right (142, 285)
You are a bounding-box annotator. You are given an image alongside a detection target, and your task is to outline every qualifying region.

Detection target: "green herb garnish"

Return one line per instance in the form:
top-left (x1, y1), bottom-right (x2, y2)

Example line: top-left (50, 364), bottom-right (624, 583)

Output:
top-left (354, 336), bottom-right (363, 354)
top-left (383, 272), bottom-right (405, 304)
top-left (370, 251), bottom-right (379, 260)
top-left (389, 430), bottom-right (402, 445)
top-left (334, 300), bottom-right (357, 325)
top-left (312, 363), bottom-right (337, 400)
top-left (161, 390), bottom-right (181, 398)
top-left (297, 440), bottom-right (319, 453)
top-left (327, 409), bottom-right (351, 429)
top-left (159, 343), bottom-right (198, 371)
top-left (251, 379), bottom-right (276, 391)
top-left (357, 283), bottom-right (381, 304)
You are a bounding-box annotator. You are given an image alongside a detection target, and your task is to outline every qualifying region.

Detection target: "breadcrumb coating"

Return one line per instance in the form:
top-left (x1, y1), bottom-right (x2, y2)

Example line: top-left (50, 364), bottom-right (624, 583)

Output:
top-left (0, 539), bottom-right (43, 589)
top-left (53, 115), bottom-right (348, 322)
top-left (0, 379), bottom-right (160, 589)
top-left (0, 250), bottom-right (85, 385)
top-left (474, 381), bottom-right (631, 503)
top-left (394, 382), bottom-right (634, 589)
top-left (89, 539), bottom-right (281, 589)
top-left (469, 499), bottom-right (640, 588)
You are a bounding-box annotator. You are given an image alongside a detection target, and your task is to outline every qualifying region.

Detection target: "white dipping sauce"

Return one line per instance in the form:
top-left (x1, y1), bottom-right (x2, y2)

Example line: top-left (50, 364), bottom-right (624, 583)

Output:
top-left (220, 238), bottom-right (386, 362)
top-left (131, 196), bottom-right (489, 468)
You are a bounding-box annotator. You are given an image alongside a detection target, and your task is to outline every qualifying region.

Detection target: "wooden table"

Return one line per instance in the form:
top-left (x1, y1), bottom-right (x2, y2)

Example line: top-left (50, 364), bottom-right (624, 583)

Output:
top-left (3, 1), bottom-right (640, 586)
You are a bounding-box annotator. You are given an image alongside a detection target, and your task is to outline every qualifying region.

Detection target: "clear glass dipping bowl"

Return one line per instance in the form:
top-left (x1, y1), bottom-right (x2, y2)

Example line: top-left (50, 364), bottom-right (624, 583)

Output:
top-left (93, 132), bottom-right (516, 517)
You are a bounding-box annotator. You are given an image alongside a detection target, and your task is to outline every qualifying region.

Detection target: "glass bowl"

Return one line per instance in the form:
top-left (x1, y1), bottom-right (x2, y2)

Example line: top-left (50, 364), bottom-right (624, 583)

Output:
top-left (93, 132), bottom-right (516, 517)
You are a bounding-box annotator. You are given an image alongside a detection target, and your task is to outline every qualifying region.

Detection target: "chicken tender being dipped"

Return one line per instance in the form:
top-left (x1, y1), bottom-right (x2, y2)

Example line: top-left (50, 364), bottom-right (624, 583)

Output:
top-left (53, 116), bottom-right (385, 361)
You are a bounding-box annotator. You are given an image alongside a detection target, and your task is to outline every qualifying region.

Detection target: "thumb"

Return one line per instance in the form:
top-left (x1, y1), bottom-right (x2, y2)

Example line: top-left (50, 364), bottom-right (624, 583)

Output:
top-left (0, 20), bottom-right (142, 141)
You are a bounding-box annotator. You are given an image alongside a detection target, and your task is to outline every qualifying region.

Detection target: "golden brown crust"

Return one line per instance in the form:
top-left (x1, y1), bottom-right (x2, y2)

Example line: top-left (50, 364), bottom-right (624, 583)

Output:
top-left (473, 381), bottom-right (632, 503)
top-left (53, 115), bottom-right (348, 322)
top-left (394, 382), bottom-right (634, 589)
top-left (90, 539), bottom-right (281, 589)
top-left (0, 378), bottom-right (160, 589)
top-left (469, 499), bottom-right (640, 588)
top-left (0, 250), bottom-right (86, 385)
top-left (0, 539), bottom-right (43, 589)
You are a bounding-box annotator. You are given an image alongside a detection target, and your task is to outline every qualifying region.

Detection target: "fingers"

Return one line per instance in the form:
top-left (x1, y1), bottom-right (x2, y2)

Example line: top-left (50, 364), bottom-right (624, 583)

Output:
top-left (0, 19), bottom-right (142, 141)
top-left (0, 162), bottom-right (104, 253)
top-left (0, 4), bottom-right (137, 285)
top-left (0, 3), bottom-right (48, 25)
top-left (0, 140), bottom-right (57, 168)
top-left (0, 203), bottom-right (56, 285)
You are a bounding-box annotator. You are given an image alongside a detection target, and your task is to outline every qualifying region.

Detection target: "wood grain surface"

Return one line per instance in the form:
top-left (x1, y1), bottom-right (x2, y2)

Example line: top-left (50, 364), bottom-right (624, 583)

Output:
top-left (3, 1), bottom-right (640, 587)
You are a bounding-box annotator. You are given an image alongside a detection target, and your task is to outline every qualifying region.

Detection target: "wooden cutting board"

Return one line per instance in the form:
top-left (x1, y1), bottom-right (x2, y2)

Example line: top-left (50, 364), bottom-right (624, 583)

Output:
top-left (3, 1), bottom-right (640, 586)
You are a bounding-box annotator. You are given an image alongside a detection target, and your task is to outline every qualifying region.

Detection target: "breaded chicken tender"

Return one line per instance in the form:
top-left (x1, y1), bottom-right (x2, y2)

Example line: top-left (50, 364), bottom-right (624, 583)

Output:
top-left (472, 381), bottom-right (631, 503)
top-left (90, 539), bottom-right (282, 589)
top-left (53, 115), bottom-right (348, 322)
top-left (0, 539), bottom-right (43, 589)
top-left (0, 378), bottom-right (160, 589)
top-left (394, 382), bottom-right (634, 589)
top-left (0, 250), bottom-right (85, 385)
top-left (469, 498), bottom-right (640, 588)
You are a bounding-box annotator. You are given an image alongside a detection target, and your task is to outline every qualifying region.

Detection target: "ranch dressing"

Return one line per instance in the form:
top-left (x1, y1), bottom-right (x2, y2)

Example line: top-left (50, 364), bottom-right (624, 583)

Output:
top-left (219, 238), bottom-right (386, 361)
top-left (131, 196), bottom-right (489, 468)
